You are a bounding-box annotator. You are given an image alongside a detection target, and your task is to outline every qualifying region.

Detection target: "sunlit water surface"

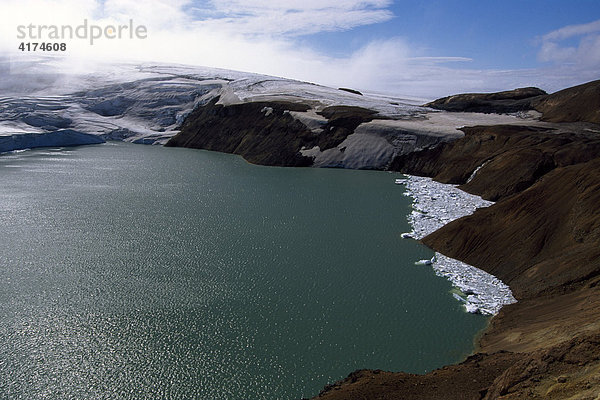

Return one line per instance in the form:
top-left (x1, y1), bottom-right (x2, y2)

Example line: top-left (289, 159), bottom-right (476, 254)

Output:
top-left (0, 143), bottom-right (487, 399)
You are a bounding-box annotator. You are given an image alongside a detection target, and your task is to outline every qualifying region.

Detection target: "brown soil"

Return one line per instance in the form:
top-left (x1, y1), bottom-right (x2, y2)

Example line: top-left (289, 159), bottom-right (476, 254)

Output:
top-left (533, 80), bottom-right (600, 124)
top-left (312, 352), bottom-right (519, 400)
top-left (423, 158), bottom-right (600, 300)
top-left (483, 333), bottom-right (600, 399)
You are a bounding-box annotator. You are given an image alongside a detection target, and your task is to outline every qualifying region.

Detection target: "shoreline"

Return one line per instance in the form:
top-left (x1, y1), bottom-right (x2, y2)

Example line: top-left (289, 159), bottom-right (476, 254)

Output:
top-left (399, 175), bottom-right (516, 315)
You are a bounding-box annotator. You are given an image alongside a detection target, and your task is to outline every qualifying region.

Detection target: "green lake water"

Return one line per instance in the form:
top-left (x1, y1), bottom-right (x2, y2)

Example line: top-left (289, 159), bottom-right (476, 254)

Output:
top-left (0, 142), bottom-right (488, 399)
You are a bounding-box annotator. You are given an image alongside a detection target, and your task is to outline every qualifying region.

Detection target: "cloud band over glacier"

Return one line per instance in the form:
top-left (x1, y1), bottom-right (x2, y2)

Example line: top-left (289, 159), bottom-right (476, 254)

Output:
top-left (1, 0), bottom-right (599, 98)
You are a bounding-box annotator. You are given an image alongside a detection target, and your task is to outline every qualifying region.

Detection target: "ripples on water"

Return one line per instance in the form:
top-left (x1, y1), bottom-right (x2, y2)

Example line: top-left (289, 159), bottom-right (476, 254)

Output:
top-left (0, 143), bottom-right (488, 399)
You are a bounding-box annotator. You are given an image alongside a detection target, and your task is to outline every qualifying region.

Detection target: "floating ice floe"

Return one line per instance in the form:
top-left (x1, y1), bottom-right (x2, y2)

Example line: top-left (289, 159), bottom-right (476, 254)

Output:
top-left (399, 175), bottom-right (517, 315)
top-left (415, 257), bottom-right (435, 266)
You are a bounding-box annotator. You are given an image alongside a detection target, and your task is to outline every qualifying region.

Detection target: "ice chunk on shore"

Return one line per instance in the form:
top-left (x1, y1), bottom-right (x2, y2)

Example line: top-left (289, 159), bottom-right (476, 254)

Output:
top-left (399, 175), bottom-right (517, 315)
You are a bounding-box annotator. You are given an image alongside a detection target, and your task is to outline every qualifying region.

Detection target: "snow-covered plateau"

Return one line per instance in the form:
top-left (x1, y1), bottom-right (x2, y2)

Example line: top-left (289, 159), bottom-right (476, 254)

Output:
top-left (1, 57), bottom-right (549, 160)
top-left (398, 176), bottom-right (517, 315)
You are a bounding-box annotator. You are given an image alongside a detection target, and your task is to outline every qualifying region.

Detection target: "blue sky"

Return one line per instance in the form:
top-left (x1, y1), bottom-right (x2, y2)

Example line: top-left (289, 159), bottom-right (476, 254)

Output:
top-left (312, 0), bottom-right (600, 68)
top-left (1, 0), bottom-right (600, 98)
top-left (306, 0), bottom-right (600, 69)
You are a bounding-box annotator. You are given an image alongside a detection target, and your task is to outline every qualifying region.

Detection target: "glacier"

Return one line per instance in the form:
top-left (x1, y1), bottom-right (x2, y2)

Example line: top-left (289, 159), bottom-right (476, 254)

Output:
top-left (0, 57), bottom-right (549, 159)
top-left (0, 130), bottom-right (104, 153)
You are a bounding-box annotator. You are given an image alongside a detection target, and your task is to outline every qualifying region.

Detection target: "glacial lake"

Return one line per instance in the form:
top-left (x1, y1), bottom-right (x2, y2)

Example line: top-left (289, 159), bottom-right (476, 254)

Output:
top-left (0, 142), bottom-right (487, 399)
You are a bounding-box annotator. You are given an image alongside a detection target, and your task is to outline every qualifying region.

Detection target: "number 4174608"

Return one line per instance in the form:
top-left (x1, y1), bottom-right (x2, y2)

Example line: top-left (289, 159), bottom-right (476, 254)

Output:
top-left (18, 42), bottom-right (67, 51)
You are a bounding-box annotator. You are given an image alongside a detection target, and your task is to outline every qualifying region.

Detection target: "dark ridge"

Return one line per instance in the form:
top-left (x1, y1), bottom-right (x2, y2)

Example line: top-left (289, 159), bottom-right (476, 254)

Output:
top-left (423, 157), bottom-right (600, 299)
top-left (313, 352), bottom-right (520, 400)
top-left (338, 87), bottom-right (363, 96)
top-left (165, 98), bottom-right (315, 166)
top-left (424, 87), bottom-right (547, 114)
top-left (165, 100), bottom-right (387, 166)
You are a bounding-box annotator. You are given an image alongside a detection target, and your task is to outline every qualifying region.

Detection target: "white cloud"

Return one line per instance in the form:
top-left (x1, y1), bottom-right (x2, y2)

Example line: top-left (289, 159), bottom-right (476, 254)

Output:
top-left (101, 0), bottom-right (192, 29)
top-left (542, 19), bottom-right (600, 41)
top-left (1, 0), bottom-right (598, 99)
top-left (538, 19), bottom-right (600, 68)
top-left (194, 0), bottom-right (394, 35)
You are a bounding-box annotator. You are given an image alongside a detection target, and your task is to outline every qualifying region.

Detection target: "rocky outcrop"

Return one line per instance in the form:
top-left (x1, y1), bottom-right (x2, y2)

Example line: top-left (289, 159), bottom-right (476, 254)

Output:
top-left (166, 89), bottom-right (561, 170)
top-left (315, 333), bottom-right (600, 400)
top-left (483, 333), bottom-right (600, 399)
top-left (338, 88), bottom-right (363, 96)
top-left (165, 98), bottom-right (317, 166)
top-left (312, 352), bottom-right (520, 400)
top-left (424, 87), bottom-right (547, 114)
top-left (165, 98), bottom-right (432, 168)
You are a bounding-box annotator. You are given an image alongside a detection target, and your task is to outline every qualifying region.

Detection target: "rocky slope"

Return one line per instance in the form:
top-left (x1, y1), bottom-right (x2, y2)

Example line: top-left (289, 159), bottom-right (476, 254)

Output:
top-left (312, 82), bottom-right (600, 399)
top-left (532, 80), bottom-right (600, 124)
top-left (391, 124), bottom-right (600, 201)
top-left (165, 79), bottom-right (600, 173)
top-left (166, 99), bottom-right (316, 166)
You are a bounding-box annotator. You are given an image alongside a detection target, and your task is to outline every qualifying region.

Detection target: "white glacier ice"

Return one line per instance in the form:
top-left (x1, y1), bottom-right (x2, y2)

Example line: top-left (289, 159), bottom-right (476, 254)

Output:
top-left (0, 130), bottom-right (104, 154)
